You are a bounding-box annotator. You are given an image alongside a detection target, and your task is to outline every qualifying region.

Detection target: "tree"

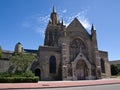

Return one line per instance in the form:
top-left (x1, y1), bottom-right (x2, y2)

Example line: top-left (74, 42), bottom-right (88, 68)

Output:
top-left (0, 46), bottom-right (2, 58)
top-left (9, 53), bottom-right (36, 73)
top-left (111, 64), bottom-right (119, 75)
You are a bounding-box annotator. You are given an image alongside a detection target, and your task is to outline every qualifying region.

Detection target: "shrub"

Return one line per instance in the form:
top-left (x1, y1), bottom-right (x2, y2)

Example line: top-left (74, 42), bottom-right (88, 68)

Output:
top-left (0, 77), bottom-right (39, 83)
top-left (0, 71), bottom-right (35, 77)
top-left (111, 64), bottom-right (119, 75)
top-left (22, 71), bottom-right (35, 77)
top-left (0, 71), bottom-right (39, 83)
top-left (0, 72), bottom-right (12, 77)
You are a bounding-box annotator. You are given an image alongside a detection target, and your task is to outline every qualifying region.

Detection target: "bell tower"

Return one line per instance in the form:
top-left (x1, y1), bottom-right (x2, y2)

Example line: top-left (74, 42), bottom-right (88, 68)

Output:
top-left (44, 6), bottom-right (66, 46)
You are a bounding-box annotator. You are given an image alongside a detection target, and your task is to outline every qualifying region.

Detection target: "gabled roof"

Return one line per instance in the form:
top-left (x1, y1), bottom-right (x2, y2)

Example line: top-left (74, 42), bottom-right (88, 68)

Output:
top-left (67, 18), bottom-right (90, 37)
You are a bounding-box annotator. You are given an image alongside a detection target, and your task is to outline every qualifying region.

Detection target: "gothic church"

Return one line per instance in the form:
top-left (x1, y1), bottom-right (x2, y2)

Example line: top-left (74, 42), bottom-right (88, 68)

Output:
top-left (0, 7), bottom-right (111, 81)
top-left (31, 7), bottom-right (111, 80)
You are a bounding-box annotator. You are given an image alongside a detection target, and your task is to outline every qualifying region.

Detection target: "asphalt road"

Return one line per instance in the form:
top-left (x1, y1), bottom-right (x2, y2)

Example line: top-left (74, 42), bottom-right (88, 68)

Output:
top-left (12, 84), bottom-right (120, 90)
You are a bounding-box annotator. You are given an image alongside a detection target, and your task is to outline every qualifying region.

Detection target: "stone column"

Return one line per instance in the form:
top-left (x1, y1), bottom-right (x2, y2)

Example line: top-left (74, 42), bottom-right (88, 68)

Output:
top-left (96, 56), bottom-right (101, 79)
top-left (87, 65), bottom-right (92, 80)
top-left (61, 43), bottom-right (68, 80)
top-left (72, 62), bottom-right (76, 80)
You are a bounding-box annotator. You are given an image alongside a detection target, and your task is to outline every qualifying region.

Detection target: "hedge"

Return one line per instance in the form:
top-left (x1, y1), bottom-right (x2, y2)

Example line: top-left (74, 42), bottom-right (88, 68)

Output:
top-left (0, 71), bottom-right (35, 77)
top-left (0, 77), bottom-right (39, 83)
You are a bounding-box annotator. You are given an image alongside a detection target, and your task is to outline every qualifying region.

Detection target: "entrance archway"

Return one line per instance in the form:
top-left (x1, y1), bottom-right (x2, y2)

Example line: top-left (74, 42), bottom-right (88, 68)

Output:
top-left (35, 69), bottom-right (41, 80)
top-left (76, 60), bottom-right (87, 80)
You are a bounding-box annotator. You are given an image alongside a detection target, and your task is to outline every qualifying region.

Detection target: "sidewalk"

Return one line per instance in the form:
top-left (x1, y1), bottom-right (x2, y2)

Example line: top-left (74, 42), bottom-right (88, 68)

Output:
top-left (0, 78), bottom-right (120, 89)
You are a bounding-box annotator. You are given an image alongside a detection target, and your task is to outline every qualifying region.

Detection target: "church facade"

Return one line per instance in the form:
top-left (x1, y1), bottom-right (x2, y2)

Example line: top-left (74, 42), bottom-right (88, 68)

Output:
top-left (31, 7), bottom-right (111, 80)
top-left (0, 7), bottom-right (111, 81)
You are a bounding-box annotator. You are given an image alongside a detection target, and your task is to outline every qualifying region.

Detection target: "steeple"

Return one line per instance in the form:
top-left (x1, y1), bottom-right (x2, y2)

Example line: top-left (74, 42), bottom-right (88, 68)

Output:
top-left (91, 24), bottom-right (96, 35)
top-left (91, 24), bottom-right (95, 31)
top-left (53, 5), bottom-right (55, 13)
top-left (44, 6), bottom-right (66, 46)
top-left (50, 6), bottom-right (58, 25)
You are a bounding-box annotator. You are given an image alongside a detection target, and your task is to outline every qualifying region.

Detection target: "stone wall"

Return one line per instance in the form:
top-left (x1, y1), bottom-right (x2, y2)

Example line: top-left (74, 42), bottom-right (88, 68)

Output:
top-left (38, 46), bottom-right (62, 80)
top-left (0, 59), bottom-right (9, 72)
top-left (99, 50), bottom-right (111, 78)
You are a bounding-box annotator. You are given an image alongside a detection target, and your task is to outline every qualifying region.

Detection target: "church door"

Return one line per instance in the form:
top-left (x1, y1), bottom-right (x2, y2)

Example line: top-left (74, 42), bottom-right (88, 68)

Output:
top-left (35, 69), bottom-right (41, 80)
top-left (76, 60), bottom-right (87, 80)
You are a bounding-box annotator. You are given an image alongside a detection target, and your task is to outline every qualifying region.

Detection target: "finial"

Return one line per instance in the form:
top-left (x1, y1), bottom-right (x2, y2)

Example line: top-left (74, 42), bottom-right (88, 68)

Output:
top-left (91, 24), bottom-right (94, 30)
top-left (53, 5), bottom-right (55, 13)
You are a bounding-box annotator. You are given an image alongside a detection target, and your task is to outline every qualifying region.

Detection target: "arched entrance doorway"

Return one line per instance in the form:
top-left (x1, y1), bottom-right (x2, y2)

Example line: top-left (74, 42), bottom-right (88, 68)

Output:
top-left (76, 60), bottom-right (87, 80)
top-left (35, 69), bottom-right (41, 80)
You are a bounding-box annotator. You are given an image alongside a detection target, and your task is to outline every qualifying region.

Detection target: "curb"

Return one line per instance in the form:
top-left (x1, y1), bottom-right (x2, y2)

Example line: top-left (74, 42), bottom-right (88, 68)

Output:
top-left (0, 79), bottom-right (120, 89)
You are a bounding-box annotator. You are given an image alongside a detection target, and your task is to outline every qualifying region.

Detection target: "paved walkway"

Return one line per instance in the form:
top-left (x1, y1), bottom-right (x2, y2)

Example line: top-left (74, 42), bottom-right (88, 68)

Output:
top-left (0, 78), bottom-right (120, 89)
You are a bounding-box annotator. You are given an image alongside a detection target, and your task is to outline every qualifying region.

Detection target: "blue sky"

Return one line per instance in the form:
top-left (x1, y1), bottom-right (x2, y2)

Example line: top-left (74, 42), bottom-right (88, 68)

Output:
top-left (0, 0), bottom-right (120, 61)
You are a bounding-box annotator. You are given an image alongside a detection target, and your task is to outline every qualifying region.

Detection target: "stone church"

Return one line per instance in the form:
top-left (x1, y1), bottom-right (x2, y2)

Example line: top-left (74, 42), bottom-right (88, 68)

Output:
top-left (0, 7), bottom-right (111, 81)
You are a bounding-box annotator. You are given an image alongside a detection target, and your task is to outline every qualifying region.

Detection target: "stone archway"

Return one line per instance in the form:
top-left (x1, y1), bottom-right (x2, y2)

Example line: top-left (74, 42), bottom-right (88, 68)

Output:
top-left (72, 52), bottom-right (91, 80)
top-left (76, 59), bottom-right (87, 80)
top-left (35, 68), bottom-right (41, 80)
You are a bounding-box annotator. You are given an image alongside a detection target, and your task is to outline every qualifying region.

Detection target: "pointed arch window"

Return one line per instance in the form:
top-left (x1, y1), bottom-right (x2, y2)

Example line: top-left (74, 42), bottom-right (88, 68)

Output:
top-left (49, 56), bottom-right (56, 73)
top-left (70, 38), bottom-right (86, 62)
top-left (54, 30), bottom-right (58, 40)
top-left (101, 58), bottom-right (105, 73)
top-left (49, 31), bottom-right (53, 42)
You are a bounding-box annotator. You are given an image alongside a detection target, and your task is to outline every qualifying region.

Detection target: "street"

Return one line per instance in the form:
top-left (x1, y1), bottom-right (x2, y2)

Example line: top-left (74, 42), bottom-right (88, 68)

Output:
top-left (12, 84), bottom-right (120, 90)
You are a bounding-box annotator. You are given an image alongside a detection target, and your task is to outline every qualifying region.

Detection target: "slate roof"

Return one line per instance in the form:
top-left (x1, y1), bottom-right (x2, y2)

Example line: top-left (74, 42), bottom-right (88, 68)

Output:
top-left (24, 49), bottom-right (38, 53)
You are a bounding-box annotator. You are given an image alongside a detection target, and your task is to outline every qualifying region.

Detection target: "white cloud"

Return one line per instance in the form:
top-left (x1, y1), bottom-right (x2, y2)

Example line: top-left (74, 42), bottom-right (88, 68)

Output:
top-left (76, 13), bottom-right (91, 29)
top-left (62, 9), bottom-right (67, 13)
top-left (36, 15), bottom-right (49, 23)
top-left (22, 9), bottom-right (91, 37)
top-left (63, 11), bottom-right (91, 30)
top-left (22, 14), bottom-right (49, 37)
top-left (36, 27), bottom-right (45, 37)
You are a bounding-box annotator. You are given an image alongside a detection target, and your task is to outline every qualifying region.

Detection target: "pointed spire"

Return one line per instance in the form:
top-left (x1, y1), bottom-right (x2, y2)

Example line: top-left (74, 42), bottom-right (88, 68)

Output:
top-left (53, 5), bottom-right (56, 13)
top-left (50, 6), bottom-right (58, 25)
top-left (91, 24), bottom-right (94, 30)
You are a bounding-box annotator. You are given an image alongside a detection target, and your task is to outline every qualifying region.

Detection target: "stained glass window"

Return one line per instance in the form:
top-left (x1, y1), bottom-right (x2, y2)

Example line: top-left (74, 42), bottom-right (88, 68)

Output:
top-left (49, 56), bottom-right (56, 73)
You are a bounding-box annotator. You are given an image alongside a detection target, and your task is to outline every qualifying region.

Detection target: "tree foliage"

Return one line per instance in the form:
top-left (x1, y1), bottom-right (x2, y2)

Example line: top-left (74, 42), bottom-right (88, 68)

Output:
top-left (111, 64), bottom-right (119, 75)
top-left (9, 53), bottom-right (36, 73)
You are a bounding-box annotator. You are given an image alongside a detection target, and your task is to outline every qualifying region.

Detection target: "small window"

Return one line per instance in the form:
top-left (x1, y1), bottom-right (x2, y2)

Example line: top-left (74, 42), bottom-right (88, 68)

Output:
top-left (54, 30), bottom-right (58, 40)
top-left (49, 56), bottom-right (56, 73)
top-left (49, 31), bottom-right (53, 42)
top-left (101, 58), bottom-right (105, 73)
